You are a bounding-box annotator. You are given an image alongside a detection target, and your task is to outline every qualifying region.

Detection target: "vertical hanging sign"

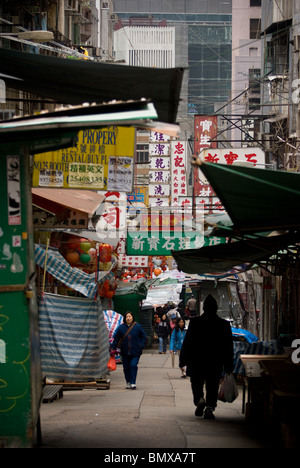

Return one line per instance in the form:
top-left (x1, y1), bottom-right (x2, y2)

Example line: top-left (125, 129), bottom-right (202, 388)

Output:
top-left (7, 156), bottom-right (21, 226)
top-left (149, 132), bottom-right (171, 207)
top-left (194, 116), bottom-right (218, 211)
top-left (171, 140), bottom-right (187, 206)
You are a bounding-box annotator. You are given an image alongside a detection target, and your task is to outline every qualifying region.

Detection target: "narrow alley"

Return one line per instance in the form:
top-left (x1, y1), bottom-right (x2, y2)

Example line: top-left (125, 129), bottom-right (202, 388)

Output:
top-left (39, 350), bottom-right (270, 450)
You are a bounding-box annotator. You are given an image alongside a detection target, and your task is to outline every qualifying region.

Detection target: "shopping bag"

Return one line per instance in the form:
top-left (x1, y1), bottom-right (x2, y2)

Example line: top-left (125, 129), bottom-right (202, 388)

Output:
top-left (218, 373), bottom-right (239, 403)
top-left (107, 355), bottom-right (117, 372)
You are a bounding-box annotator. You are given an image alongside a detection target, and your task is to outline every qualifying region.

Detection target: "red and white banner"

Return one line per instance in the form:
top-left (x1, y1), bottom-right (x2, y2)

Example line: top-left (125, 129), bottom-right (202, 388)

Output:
top-left (171, 140), bottom-right (187, 206)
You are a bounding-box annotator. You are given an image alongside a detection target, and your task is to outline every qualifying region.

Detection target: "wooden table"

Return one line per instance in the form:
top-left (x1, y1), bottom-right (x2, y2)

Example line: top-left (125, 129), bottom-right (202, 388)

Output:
top-left (241, 355), bottom-right (300, 447)
top-left (240, 355), bottom-right (288, 415)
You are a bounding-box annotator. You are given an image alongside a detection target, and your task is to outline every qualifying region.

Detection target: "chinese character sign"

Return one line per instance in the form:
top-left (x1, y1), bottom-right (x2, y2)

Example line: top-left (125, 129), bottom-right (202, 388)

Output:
top-left (194, 116), bottom-right (218, 197)
top-left (149, 132), bottom-right (171, 208)
top-left (171, 140), bottom-right (187, 206)
top-left (194, 116), bottom-right (218, 154)
top-left (32, 127), bottom-right (136, 190)
top-left (202, 148), bottom-right (265, 167)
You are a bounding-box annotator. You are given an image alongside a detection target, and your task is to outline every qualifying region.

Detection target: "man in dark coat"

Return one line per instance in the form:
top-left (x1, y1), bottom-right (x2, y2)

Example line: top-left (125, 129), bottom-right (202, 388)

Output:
top-left (179, 294), bottom-right (234, 419)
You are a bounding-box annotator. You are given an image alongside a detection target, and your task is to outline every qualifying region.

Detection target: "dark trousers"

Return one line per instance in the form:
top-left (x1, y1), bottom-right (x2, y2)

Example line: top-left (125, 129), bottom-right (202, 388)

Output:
top-left (122, 354), bottom-right (140, 385)
top-left (191, 372), bottom-right (221, 409)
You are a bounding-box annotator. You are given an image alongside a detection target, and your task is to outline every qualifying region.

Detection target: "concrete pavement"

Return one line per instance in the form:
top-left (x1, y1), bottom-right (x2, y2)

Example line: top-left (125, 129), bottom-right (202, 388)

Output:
top-left (39, 350), bottom-right (270, 449)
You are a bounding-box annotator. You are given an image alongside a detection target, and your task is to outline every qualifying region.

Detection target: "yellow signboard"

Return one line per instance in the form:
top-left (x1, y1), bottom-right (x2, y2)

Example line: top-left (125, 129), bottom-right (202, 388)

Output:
top-left (32, 126), bottom-right (136, 191)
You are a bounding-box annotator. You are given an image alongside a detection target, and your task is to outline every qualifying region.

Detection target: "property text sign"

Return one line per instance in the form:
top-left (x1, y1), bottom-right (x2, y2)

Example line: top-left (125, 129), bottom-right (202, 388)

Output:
top-left (32, 127), bottom-right (136, 191)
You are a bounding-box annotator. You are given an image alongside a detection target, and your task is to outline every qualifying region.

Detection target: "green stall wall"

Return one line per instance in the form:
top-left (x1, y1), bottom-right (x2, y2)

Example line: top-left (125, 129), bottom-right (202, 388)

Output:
top-left (0, 149), bottom-right (41, 447)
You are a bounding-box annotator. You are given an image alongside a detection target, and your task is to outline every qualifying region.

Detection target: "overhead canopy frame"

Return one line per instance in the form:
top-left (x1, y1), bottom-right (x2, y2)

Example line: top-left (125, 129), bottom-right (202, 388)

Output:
top-left (0, 48), bottom-right (184, 125)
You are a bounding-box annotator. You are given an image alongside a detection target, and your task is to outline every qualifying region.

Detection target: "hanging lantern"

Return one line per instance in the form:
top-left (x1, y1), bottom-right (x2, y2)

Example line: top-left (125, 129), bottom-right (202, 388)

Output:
top-left (99, 243), bottom-right (112, 262)
top-left (80, 240), bottom-right (91, 252)
top-left (66, 237), bottom-right (81, 251)
top-left (65, 251), bottom-right (80, 265)
top-left (80, 253), bottom-right (91, 264)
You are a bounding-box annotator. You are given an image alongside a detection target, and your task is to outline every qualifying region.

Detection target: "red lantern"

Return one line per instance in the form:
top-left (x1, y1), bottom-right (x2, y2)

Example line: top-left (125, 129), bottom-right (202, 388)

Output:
top-left (66, 237), bottom-right (81, 251)
top-left (99, 244), bottom-right (112, 262)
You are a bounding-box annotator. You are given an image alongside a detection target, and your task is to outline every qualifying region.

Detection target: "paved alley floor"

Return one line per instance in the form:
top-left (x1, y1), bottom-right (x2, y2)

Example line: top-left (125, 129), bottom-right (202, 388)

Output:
top-left (39, 350), bottom-right (270, 449)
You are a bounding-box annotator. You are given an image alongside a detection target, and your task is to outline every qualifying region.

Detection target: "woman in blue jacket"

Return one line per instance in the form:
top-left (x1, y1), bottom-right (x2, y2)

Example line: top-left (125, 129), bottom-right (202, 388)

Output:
top-left (170, 317), bottom-right (187, 378)
top-left (111, 311), bottom-right (147, 390)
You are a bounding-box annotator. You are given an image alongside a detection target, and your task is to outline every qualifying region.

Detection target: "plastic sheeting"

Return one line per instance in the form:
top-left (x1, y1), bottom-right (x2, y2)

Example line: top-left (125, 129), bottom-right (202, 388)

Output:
top-left (39, 293), bottom-right (110, 381)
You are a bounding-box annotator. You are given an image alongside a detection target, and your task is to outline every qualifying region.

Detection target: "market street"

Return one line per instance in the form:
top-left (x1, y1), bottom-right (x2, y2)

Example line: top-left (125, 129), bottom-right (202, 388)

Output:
top-left (39, 350), bottom-right (270, 449)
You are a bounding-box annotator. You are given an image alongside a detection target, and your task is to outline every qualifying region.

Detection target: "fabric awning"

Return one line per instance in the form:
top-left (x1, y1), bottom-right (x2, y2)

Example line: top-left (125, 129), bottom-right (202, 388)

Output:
top-left (198, 162), bottom-right (300, 233)
top-left (172, 233), bottom-right (300, 275)
top-left (32, 188), bottom-right (105, 216)
top-left (0, 48), bottom-right (184, 124)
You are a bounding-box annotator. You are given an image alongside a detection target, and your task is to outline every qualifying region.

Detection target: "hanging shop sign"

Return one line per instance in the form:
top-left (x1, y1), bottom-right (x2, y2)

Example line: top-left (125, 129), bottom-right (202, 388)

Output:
top-left (118, 254), bottom-right (148, 269)
top-left (127, 187), bottom-right (149, 205)
top-left (149, 132), bottom-right (171, 208)
top-left (32, 127), bottom-right (136, 191)
top-left (33, 208), bottom-right (89, 229)
top-left (127, 231), bottom-right (224, 257)
top-left (194, 115), bottom-right (218, 198)
top-left (202, 148), bottom-right (265, 167)
top-left (171, 140), bottom-right (187, 206)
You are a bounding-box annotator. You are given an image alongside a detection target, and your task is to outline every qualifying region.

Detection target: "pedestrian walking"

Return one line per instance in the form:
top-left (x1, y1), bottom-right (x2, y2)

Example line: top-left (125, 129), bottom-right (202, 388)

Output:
top-left (170, 317), bottom-right (187, 378)
top-left (179, 295), bottom-right (234, 419)
top-left (155, 314), bottom-right (170, 354)
top-left (111, 311), bottom-right (147, 390)
top-left (186, 295), bottom-right (197, 317)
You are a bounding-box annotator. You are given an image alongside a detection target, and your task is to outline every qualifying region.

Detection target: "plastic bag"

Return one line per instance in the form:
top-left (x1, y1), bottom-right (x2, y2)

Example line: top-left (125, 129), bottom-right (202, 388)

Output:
top-left (107, 355), bottom-right (117, 372)
top-left (218, 373), bottom-right (239, 403)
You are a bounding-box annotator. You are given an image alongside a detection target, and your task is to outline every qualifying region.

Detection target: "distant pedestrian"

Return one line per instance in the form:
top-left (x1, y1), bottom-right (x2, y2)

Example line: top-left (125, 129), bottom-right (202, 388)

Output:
top-left (187, 295), bottom-right (197, 317)
top-left (155, 314), bottom-right (170, 354)
top-left (111, 311), bottom-right (147, 390)
top-left (179, 295), bottom-right (234, 419)
top-left (170, 317), bottom-right (187, 378)
top-left (169, 314), bottom-right (178, 334)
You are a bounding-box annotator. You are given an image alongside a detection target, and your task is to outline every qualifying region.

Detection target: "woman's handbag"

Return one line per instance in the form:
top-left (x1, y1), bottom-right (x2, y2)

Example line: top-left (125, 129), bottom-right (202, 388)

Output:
top-left (107, 355), bottom-right (117, 372)
top-left (218, 373), bottom-right (239, 403)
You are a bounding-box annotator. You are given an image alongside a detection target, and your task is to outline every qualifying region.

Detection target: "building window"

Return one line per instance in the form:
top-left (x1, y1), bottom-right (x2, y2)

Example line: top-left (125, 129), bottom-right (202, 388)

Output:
top-left (249, 68), bottom-right (261, 94)
top-left (136, 144), bottom-right (149, 164)
top-left (250, 0), bottom-right (261, 6)
top-left (250, 18), bottom-right (261, 39)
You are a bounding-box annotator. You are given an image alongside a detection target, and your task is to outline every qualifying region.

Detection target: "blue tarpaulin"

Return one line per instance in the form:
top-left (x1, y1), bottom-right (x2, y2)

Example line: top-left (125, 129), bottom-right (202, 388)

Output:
top-left (39, 293), bottom-right (110, 381)
top-left (231, 327), bottom-right (258, 344)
